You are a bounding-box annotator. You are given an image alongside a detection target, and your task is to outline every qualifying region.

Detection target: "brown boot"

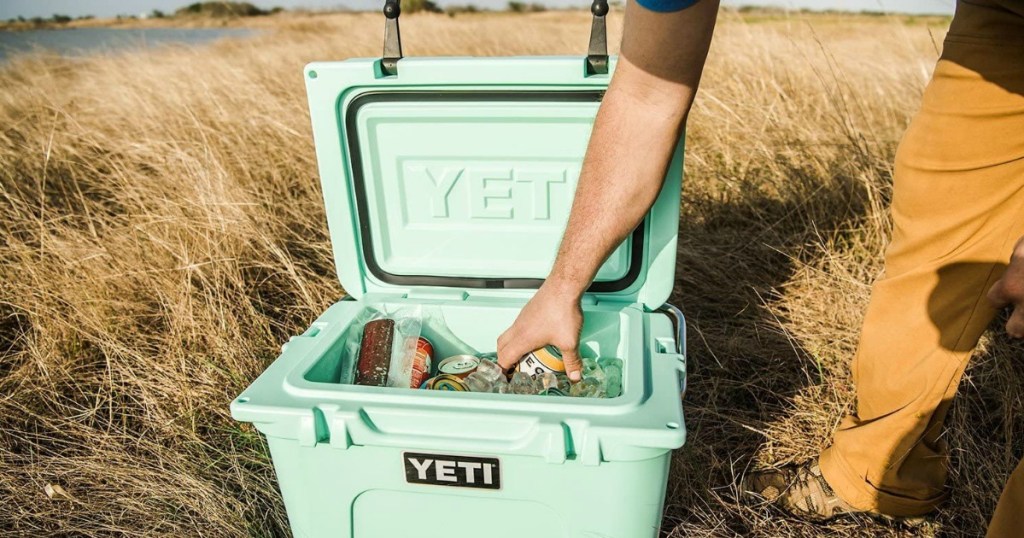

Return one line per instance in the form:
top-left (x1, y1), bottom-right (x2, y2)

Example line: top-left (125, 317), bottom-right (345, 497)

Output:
top-left (740, 462), bottom-right (862, 521)
top-left (740, 462), bottom-right (931, 525)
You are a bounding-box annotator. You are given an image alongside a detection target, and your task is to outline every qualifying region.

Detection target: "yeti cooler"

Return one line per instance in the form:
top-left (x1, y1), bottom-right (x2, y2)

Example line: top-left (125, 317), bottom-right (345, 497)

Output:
top-left (230, 53), bottom-right (688, 538)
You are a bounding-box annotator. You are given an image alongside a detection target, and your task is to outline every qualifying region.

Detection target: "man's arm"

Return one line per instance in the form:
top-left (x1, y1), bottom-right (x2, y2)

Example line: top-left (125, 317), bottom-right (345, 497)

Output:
top-left (989, 237), bottom-right (1024, 338)
top-left (496, 0), bottom-right (719, 379)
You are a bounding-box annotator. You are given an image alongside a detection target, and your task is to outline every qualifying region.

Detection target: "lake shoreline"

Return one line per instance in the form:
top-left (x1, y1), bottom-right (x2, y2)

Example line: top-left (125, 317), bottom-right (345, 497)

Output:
top-left (0, 12), bottom-right (305, 33)
top-left (0, 27), bottom-right (260, 62)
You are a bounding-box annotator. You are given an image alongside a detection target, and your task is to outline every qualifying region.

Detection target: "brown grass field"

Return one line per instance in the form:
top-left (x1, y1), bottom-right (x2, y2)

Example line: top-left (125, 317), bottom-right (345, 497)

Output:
top-left (3, 8), bottom-right (1021, 537)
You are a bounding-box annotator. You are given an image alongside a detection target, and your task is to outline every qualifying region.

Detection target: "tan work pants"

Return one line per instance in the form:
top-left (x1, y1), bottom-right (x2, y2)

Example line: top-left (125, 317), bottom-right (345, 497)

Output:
top-left (814, 0), bottom-right (1024, 533)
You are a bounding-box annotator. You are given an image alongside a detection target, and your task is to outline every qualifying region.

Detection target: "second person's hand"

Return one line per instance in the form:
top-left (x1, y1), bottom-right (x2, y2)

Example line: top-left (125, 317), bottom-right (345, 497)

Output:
top-left (497, 281), bottom-right (585, 381)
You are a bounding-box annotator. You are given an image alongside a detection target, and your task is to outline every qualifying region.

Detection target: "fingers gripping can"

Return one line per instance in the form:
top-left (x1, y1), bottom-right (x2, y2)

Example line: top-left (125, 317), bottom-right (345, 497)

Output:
top-left (515, 345), bottom-right (564, 379)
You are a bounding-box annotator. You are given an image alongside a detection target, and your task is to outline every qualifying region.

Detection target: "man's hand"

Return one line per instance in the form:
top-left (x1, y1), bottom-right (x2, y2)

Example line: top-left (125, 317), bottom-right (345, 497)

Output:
top-left (494, 0), bottom-right (718, 378)
top-left (988, 237), bottom-right (1024, 338)
top-left (497, 282), bottom-right (585, 380)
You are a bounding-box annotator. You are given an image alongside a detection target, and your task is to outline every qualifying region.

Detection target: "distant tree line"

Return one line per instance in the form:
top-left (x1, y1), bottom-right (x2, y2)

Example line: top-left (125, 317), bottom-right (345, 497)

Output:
top-left (174, 2), bottom-right (285, 17)
top-left (3, 3), bottom-right (288, 26)
top-left (404, 0), bottom-right (548, 16)
top-left (5, 13), bottom-right (94, 25)
top-left (506, 2), bottom-right (547, 13)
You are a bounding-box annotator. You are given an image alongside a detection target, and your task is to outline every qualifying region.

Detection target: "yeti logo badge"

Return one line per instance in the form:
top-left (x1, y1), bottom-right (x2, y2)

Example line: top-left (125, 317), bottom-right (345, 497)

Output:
top-left (403, 452), bottom-right (501, 490)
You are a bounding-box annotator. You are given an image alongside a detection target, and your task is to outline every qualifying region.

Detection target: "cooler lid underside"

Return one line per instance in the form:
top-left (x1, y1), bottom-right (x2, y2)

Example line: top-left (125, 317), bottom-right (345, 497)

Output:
top-left (304, 57), bottom-right (682, 307)
top-left (347, 91), bottom-right (641, 292)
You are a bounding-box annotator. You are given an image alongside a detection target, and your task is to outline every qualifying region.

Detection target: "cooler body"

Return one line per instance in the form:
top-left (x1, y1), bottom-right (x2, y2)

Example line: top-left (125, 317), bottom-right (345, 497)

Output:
top-left (232, 298), bottom-right (686, 538)
top-left (268, 439), bottom-right (671, 538)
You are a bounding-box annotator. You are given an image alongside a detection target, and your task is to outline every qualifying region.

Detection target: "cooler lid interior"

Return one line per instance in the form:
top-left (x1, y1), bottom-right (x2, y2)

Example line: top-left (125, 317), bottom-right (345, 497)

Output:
top-left (304, 58), bottom-right (683, 308)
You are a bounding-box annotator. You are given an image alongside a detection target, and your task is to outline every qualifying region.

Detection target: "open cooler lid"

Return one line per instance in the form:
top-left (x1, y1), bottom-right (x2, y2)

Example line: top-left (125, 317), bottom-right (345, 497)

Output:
top-left (303, 57), bottom-right (683, 309)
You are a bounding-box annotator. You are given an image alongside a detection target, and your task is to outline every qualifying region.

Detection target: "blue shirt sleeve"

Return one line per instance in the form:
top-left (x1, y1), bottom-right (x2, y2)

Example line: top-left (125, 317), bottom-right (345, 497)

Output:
top-left (632, 0), bottom-right (699, 13)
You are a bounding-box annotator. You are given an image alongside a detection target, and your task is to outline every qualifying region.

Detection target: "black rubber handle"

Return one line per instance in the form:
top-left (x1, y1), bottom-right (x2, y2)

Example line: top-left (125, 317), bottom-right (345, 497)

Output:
top-left (380, 0), bottom-right (610, 77)
top-left (587, 0), bottom-right (610, 75)
top-left (381, 0), bottom-right (402, 76)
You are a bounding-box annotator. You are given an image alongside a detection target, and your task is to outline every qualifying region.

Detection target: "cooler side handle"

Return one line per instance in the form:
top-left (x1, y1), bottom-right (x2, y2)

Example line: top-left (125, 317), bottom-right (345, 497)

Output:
top-left (657, 303), bottom-right (685, 355)
top-left (657, 302), bottom-right (687, 396)
top-left (318, 405), bottom-right (570, 464)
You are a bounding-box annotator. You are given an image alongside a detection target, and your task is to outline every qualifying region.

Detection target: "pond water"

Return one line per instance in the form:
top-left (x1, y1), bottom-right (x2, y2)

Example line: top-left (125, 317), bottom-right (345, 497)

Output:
top-left (0, 27), bottom-right (256, 61)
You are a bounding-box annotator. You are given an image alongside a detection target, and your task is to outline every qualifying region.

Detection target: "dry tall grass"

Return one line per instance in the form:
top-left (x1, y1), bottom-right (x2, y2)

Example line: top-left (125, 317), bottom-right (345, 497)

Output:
top-left (1, 9), bottom-right (1019, 537)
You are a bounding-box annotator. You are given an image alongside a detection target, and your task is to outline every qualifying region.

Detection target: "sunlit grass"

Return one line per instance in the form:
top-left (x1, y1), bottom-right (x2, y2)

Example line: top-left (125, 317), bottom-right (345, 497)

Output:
top-left (2, 9), bottom-right (1013, 537)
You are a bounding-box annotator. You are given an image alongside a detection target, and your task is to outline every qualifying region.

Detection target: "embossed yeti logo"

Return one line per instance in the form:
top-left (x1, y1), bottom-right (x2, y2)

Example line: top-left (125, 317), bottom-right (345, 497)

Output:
top-left (403, 163), bottom-right (575, 220)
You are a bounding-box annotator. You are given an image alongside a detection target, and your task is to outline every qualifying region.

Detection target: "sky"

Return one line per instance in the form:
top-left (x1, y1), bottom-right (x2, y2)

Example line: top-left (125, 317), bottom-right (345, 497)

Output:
top-left (0, 0), bottom-right (955, 20)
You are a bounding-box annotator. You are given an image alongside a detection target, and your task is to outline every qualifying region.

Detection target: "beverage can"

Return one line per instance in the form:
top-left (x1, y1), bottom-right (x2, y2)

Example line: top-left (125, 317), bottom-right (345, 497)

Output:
top-left (409, 337), bottom-right (433, 389)
top-left (515, 345), bottom-right (565, 379)
top-left (424, 374), bottom-right (469, 391)
top-left (438, 355), bottom-right (480, 379)
top-left (354, 318), bottom-right (395, 386)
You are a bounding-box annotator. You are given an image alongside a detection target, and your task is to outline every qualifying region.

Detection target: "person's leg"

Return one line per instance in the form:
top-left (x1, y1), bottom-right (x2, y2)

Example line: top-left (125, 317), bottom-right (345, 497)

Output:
top-left (742, 1), bottom-right (1024, 520)
top-left (988, 458), bottom-right (1024, 538)
top-left (817, 3), bottom-right (1024, 518)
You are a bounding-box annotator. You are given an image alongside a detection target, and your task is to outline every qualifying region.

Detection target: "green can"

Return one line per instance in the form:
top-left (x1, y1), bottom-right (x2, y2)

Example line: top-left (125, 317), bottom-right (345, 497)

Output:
top-left (423, 374), bottom-right (469, 391)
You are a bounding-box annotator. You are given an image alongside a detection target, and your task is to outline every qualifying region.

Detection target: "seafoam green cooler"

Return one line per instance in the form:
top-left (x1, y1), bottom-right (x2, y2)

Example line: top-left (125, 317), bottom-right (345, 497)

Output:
top-left (230, 8), bottom-right (688, 537)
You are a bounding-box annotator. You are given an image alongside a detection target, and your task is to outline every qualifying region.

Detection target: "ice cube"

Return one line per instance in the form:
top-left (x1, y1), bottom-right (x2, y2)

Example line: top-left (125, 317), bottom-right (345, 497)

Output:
top-left (509, 371), bottom-right (539, 395)
top-left (538, 372), bottom-right (560, 391)
top-left (556, 374), bottom-right (571, 393)
top-left (569, 376), bottom-right (606, 398)
top-left (581, 358), bottom-right (602, 383)
top-left (475, 358), bottom-right (505, 383)
top-left (598, 358), bottom-right (623, 398)
top-left (464, 371), bottom-right (493, 393)
top-left (492, 375), bottom-right (509, 394)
